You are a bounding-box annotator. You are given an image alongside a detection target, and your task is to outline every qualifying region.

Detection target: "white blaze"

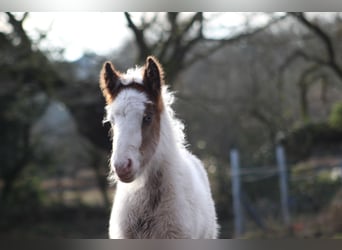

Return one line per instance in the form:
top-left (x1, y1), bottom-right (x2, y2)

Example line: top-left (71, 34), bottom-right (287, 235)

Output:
top-left (105, 89), bottom-right (149, 179)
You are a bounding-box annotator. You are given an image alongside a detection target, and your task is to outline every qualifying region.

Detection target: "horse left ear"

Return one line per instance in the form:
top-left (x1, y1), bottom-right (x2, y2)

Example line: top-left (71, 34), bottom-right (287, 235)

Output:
top-left (143, 56), bottom-right (164, 98)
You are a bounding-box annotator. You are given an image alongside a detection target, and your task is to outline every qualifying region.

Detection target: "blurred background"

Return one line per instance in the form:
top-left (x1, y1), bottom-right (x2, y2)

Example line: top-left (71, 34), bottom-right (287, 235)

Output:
top-left (0, 12), bottom-right (342, 238)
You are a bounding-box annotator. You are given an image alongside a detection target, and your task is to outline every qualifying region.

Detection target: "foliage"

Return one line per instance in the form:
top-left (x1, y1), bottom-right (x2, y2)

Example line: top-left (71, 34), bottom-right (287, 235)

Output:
top-left (0, 13), bottom-right (60, 203)
top-left (290, 172), bottom-right (341, 214)
top-left (329, 101), bottom-right (342, 130)
top-left (283, 122), bottom-right (342, 162)
top-left (2, 164), bottom-right (46, 211)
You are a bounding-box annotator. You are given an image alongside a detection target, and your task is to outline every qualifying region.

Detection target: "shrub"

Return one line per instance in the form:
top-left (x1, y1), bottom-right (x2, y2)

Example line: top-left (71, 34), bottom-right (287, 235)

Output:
top-left (329, 102), bottom-right (342, 130)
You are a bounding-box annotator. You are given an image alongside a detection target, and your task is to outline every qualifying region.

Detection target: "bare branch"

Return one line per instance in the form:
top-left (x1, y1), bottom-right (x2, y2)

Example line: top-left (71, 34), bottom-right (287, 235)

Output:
top-left (279, 49), bottom-right (326, 73)
top-left (289, 12), bottom-right (342, 81)
top-left (159, 13), bottom-right (203, 62)
top-left (158, 13), bottom-right (180, 60)
top-left (21, 12), bottom-right (29, 23)
top-left (186, 14), bottom-right (289, 68)
top-left (5, 12), bottom-right (31, 50)
top-left (140, 13), bottom-right (158, 30)
top-left (124, 12), bottom-right (150, 61)
top-left (125, 12), bottom-right (288, 85)
top-left (290, 12), bottom-right (335, 63)
top-left (181, 13), bottom-right (204, 53)
top-left (183, 12), bottom-right (203, 35)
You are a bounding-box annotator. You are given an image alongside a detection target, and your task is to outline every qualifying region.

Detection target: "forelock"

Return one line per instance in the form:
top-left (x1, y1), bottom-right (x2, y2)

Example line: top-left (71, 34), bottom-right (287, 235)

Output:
top-left (120, 67), bottom-right (144, 85)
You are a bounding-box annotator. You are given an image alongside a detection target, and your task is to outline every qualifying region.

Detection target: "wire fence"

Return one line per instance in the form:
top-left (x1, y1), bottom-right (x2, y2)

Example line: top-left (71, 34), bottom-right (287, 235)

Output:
top-left (227, 163), bottom-right (342, 182)
top-left (228, 145), bottom-right (342, 237)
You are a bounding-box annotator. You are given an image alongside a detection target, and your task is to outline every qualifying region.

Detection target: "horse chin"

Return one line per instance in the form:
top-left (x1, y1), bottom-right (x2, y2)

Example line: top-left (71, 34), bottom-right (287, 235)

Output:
top-left (117, 174), bottom-right (135, 183)
top-left (117, 167), bottom-right (138, 183)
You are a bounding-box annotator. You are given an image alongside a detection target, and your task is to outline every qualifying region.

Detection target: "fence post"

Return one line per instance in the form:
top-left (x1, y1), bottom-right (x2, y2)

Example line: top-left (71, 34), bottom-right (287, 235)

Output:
top-left (230, 148), bottom-right (243, 237)
top-left (276, 144), bottom-right (291, 225)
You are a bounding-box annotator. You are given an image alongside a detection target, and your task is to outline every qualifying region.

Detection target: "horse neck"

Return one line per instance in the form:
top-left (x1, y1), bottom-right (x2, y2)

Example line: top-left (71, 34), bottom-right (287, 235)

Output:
top-left (141, 106), bottom-right (183, 182)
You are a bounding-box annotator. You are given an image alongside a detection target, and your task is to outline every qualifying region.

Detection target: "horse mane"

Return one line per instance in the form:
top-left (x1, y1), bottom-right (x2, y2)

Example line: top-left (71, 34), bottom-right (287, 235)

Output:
top-left (160, 85), bottom-right (186, 148)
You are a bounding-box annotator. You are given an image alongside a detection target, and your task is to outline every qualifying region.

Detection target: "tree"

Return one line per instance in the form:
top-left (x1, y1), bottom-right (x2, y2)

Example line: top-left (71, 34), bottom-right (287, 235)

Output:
top-left (0, 13), bottom-right (53, 202)
top-left (124, 12), bottom-right (288, 87)
top-left (289, 12), bottom-right (342, 81)
top-left (277, 13), bottom-right (342, 124)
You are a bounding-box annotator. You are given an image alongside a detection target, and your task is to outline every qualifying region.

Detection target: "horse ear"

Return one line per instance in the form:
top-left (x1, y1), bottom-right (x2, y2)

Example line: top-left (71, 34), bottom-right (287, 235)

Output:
top-left (99, 61), bottom-right (120, 103)
top-left (143, 56), bottom-right (164, 98)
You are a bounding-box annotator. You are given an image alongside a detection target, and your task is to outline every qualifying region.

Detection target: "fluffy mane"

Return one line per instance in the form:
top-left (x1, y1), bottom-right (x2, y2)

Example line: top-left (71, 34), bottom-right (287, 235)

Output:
top-left (161, 86), bottom-right (186, 148)
top-left (121, 67), bottom-right (144, 85)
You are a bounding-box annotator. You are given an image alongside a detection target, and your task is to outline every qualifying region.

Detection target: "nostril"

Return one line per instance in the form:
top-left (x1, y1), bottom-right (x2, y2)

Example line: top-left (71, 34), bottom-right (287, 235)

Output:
top-left (127, 158), bottom-right (132, 169)
top-left (114, 159), bottom-right (133, 181)
top-left (114, 159), bottom-right (132, 174)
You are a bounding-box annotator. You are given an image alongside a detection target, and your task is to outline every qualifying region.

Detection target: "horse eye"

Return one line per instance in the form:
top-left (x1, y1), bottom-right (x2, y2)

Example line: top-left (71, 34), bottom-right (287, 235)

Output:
top-left (143, 113), bottom-right (153, 124)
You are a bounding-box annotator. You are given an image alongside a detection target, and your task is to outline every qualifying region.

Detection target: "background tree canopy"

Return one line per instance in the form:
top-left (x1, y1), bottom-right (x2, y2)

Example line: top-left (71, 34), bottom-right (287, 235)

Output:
top-left (1, 12), bottom-right (342, 238)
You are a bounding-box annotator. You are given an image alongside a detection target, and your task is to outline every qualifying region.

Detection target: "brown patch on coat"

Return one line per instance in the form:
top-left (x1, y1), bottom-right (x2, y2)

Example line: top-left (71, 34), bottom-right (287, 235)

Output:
top-left (124, 169), bottom-right (163, 238)
top-left (124, 169), bottom-right (188, 238)
top-left (147, 168), bottom-right (163, 210)
top-left (140, 102), bottom-right (161, 167)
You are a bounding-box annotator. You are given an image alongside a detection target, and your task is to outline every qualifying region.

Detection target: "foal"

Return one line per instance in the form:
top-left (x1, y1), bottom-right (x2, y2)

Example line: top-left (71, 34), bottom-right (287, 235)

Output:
top-left (99, 56), bottom-right (218, 239)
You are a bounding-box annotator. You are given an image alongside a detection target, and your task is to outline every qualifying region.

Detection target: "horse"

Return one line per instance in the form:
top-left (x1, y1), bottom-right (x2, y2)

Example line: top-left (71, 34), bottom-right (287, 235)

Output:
top-left (99, 56), bottom-right (219, 239)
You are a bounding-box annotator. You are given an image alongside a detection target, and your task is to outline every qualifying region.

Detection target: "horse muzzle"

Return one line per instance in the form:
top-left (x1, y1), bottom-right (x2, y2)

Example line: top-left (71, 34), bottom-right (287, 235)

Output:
top-left (114, 158), bottom-right (135, 183)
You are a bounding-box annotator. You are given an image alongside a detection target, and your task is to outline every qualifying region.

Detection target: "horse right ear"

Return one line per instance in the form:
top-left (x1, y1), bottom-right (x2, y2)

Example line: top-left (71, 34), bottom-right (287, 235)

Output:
top-left (99, 61), bottom-right (120, 103)
top-left (143, 56), bottom-right (164, 100)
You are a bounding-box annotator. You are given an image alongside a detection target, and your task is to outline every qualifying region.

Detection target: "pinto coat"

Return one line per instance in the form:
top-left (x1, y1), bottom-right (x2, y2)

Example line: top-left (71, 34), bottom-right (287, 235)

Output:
top-left (100, 56), bottom-right (219, 239)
